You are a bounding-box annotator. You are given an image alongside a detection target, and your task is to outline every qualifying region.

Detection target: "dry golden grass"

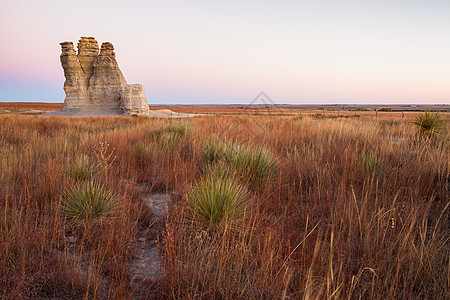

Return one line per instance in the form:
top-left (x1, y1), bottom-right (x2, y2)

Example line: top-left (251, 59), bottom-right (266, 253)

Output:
top-left (0, 113), bottom-right (448, 299)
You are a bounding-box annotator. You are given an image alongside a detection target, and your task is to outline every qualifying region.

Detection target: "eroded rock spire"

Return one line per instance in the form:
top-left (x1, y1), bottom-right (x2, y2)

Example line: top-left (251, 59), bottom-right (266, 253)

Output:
top-left (60, 37), bottom-right (149, 115)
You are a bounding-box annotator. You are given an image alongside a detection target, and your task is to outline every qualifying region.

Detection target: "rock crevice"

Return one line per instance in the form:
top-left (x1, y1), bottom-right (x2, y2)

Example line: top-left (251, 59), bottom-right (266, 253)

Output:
top-left (60, 37), bottom-right (149, 115)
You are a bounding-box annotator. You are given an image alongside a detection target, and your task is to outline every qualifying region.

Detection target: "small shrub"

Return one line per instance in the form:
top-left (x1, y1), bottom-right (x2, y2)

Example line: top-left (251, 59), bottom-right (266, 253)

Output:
top-left (312, 113), bottom-right (325, 119)
top-left (66, 155), bottom-right (99, 181)
top-left (411, 111), bottom-right (444, 137)
top-left (187, 177), bottom-right (248, 228)
top-left (60, 181), bottom-right (118, 223)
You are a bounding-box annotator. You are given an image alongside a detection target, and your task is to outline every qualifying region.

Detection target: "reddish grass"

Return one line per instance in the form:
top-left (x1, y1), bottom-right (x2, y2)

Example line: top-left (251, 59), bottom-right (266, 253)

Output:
top-left (0, 102), bottom-right (63, 110)
top-left (1, 102), bottom-right (448, 120)
top-left (0, 114), bottom-right (448, 299)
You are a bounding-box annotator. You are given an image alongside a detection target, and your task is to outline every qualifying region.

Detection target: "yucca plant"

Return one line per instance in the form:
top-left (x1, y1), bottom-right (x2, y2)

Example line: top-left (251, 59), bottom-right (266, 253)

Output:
top-left (148, 123), bottom-right (191, 151)
top-left (201, 136), bottom-right (226, 164)
top-left (159, 132), bottom-right (182, 151)
top-left (187, 177), bottom-right (248, 228)
top-left (131, 143), bottom-right (154, 166)
top-left (357, 152), bottom-right (382, 177)
top-left (66, 155), bottom-right (99, 181)
top-left (411, 111), bottom-right (444, 137)
top-left (147, 127), bottom-right (164, 140)
top-left (148, 123), bottom-right (191, 141)
top-left (168, 123), bottom-right (191, 138)
top-left (60, 181), bottom-right (118, 223)
top-left (225, 143), bottom-right (279, 184)
top-left (202, 162), bottom-right (237, 181)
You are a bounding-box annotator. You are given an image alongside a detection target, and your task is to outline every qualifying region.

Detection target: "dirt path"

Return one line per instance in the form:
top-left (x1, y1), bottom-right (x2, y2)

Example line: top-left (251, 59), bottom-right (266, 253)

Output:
top-left (129, 193), bottom-right (172, 288)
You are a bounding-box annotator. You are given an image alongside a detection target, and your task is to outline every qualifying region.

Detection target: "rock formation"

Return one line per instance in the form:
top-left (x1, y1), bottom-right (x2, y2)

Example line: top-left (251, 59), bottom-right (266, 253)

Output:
top-left (60, 37), bottom-right (149, 115)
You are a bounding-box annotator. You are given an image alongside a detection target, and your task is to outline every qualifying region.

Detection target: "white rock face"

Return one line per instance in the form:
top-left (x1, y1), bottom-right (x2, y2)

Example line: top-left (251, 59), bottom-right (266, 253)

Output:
top-left (60, 41), bottom-right (89, 109)
top-left (60, 37), bottom-right (149, 115)
top-left (120, 84), bottom-right (149, 116)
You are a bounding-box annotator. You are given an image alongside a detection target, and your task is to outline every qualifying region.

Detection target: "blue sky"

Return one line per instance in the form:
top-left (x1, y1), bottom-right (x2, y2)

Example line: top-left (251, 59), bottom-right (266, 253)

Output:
top-left (0, 0), bottom-right (449, 104)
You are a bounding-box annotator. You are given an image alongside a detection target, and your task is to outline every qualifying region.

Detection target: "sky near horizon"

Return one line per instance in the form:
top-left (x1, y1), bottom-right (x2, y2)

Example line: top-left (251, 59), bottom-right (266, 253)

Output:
top-left (0, 0), bottom-right (449, 105)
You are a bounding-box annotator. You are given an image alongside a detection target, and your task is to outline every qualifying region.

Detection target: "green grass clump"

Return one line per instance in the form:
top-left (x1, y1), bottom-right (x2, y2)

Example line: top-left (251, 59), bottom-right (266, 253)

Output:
top-left (168, 123), bottom-right (191, 138)
top-left (148, 123), bottom-right (191, 150)
top-left (66, 156), bottom-right (99, 181)
top-left (187, 177), bottom-right (248, 228)
top-left (202, 162), bottom-right (237, 182)
top-left (411, 111), bottom-right (444, 137)
top-left (201, 136), bottom-right (226, 164)
top-left (357, 152), bottom-right (382, 177)
top-left (159, 132), bottom-right (182, 151)
top-left (131, 143), bottom-right (154, 166)
top-left (60, 181), bottom-right (118, 223)
top-left (147, 127), bottom-right (163, 139)
top-left (148, 123), bottom-right (191, 140)
top-left (225, 144), bottom-right (279, 184)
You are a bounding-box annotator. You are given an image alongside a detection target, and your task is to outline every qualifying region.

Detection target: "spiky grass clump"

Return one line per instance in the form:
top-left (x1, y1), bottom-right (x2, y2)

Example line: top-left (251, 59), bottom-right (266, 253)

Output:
top-left (131, 143), bottom-right (154, 166)
top-left (66, 156), bottom-right (99, 181)
top-left (148, 123), bottom-right (191, 151)
top-left (225, 144), bottom-right (279, 184)
top-left (201, 136), bottom-right (226, 164)
top-left (357, 152), bottom-right (382, 177)
top-left (147, 127), bottom-right (164, 140)
top-left (148, 123), bottom-right (191, 140)
top-left (168, 123), bottom-right (191, 138)
top-left (187, 177), bottom-right (248, 228)
top-left (411, 111), bottom-right (444, 137)
top-left (202, 162), bottom-right (237, 181)
top-left (159, 132), bottom-right (182, 151)
top-left (60, 181), bottom-right (118, 223)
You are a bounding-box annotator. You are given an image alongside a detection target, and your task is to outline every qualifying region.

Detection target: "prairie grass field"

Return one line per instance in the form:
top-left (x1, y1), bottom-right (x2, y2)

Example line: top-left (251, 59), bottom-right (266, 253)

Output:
top-left (0, 112), bottom-right (448, 299)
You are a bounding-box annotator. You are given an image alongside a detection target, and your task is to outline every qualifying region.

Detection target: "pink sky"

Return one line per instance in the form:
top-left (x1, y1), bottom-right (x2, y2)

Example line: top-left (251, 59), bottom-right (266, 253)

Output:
top-left (1, 0), bottom-right (449, 104)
